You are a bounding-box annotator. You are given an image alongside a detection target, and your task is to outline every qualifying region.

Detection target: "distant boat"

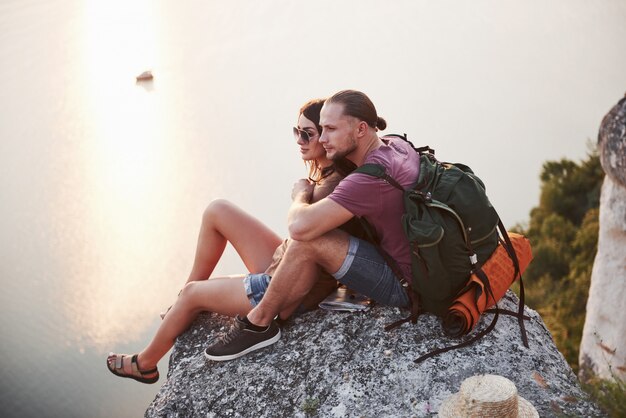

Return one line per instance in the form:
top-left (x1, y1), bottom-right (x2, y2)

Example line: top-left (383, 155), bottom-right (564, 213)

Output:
top-left (136, 70), bottom-right (153, 81)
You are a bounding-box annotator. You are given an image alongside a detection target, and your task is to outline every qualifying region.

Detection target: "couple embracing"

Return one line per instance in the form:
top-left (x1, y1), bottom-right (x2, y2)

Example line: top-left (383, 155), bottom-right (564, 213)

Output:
top-left (107, 90), bottom-right (419, 384)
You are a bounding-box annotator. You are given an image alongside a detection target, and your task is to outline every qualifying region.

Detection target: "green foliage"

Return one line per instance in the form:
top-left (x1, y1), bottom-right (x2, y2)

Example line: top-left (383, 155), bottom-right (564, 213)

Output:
top-left (583, 375), bottom-right (626, 418)
top-left (517, 149), bottom-right (604, 372)
top-left (538, 156), bottom-right (603, 225)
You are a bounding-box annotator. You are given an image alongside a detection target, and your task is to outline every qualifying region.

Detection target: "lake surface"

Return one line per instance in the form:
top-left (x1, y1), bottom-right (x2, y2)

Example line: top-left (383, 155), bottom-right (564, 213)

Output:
top-left (1, 1), bottom-right (625, 416)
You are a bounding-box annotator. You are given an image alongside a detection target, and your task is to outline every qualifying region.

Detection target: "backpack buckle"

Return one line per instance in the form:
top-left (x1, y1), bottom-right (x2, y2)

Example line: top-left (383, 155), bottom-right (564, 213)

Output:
top-left (469, 253), bottom-right (478, 265)
top-left (412, 191), bottom-right (432, 203)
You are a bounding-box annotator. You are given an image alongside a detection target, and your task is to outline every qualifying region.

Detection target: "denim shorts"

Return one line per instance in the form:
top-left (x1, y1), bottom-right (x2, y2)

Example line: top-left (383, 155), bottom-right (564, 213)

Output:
top-left (242, 273), bottom-right (319, 314)
top-left (332, 236), bottom-right (410, 308)
top-left (243, 273), bottom-right (272, 307)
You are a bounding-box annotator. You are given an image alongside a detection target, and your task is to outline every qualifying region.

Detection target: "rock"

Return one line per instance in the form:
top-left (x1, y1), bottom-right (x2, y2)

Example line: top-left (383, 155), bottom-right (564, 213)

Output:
top-left (136, 70), bottom-right (153, 81)
top-left (579, 94), bottom-right (626, 382)
top-left (597, 94), bottom-right (626, 188)
top-left (146, 292), bottom-right (601, 417)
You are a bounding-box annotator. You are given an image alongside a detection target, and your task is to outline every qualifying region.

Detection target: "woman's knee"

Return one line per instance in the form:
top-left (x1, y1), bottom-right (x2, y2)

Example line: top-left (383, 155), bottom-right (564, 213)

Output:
top-left (178, 281), bottom-right (205, 310)
top-left (202, 199), bottom-right (236, 223)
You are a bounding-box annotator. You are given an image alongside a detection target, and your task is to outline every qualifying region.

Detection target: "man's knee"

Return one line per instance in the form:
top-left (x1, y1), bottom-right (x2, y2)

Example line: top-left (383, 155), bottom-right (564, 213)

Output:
top-left (288, 230), bottom-right (351, 267)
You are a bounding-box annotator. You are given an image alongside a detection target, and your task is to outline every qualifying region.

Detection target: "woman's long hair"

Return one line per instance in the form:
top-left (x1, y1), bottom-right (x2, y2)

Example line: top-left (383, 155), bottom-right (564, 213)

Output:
top-left (300, 99), bottom-right (357, 183)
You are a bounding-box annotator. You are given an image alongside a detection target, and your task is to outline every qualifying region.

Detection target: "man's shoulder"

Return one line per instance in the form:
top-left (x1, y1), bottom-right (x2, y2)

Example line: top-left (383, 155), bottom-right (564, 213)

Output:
top-left (366, 137), bottom-right (418, 167)
top-left (363, 136), bottom-right (420, 187)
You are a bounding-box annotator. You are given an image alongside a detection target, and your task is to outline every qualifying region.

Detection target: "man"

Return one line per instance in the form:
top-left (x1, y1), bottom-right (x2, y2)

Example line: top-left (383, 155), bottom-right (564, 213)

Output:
top-left (204, 90), bottom-right (420, 360)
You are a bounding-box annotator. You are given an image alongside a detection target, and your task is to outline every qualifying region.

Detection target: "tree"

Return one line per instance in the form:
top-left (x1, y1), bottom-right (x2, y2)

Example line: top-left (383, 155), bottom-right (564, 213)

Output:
top-left (515, 149), bottom-right (603, 371)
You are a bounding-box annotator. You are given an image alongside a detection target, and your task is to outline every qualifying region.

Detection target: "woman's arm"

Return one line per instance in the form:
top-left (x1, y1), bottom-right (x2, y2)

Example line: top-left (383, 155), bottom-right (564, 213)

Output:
top-left (311, 175), bottom-right (342, 202)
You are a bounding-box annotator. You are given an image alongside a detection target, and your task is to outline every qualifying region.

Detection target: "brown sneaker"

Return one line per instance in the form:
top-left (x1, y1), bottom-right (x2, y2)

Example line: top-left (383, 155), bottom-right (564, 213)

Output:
top-left (204, 315), bottom-right (281, 361)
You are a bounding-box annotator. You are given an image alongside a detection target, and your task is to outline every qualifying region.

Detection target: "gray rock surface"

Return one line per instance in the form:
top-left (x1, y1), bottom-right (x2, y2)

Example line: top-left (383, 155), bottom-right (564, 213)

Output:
top-left (146, 292), bottom-right (601, 417)
top-left (580, 94), bottom-right (626, 382)
top-left (598, 94), bottom-right (626, 187)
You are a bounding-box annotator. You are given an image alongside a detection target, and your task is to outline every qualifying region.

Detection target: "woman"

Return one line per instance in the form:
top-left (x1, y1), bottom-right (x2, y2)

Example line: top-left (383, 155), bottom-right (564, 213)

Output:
top-left (106, 99), bottom-right (360, 384)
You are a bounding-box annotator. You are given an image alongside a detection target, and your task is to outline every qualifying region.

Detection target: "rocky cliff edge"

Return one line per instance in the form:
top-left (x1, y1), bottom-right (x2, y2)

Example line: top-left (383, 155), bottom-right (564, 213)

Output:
top-left (146, 292), bottom-right (601, 417)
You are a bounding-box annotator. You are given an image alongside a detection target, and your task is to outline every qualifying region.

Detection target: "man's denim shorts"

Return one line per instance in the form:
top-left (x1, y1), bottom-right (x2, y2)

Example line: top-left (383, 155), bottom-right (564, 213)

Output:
top-left (243, 273), bottom-right (272, 307)
top-left (243, 236), bottom-right (409, 309)
top-left (332, 236), bottom-right (410, 308)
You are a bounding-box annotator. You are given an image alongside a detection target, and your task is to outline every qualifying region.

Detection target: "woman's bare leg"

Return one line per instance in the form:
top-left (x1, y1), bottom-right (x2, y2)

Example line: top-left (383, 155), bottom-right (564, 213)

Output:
top-left (135, 276), bottom-right (251, 370)
top-left (160, 199), bottom-right (281, 319)
top-left (186, 199), bottom-right (282, 282)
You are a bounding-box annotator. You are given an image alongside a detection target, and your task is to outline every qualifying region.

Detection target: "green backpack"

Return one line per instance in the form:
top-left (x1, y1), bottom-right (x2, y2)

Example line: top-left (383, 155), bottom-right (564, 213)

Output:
top-left (354, 135), bottom-right (527, 361)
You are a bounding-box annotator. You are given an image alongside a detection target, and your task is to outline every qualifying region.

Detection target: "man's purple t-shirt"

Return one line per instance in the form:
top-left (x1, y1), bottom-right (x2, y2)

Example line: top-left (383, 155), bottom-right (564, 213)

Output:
top-left (328, 137), bottom-right (420, 279)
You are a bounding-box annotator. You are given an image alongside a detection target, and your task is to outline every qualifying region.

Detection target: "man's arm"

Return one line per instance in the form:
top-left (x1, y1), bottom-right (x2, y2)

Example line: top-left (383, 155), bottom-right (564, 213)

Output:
top-left (288, 179), bottom-right (354, 241)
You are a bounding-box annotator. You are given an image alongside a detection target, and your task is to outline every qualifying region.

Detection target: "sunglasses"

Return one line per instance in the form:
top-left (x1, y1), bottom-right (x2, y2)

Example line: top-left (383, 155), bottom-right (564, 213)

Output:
top-left (293, 127), bottom-right (316, 143)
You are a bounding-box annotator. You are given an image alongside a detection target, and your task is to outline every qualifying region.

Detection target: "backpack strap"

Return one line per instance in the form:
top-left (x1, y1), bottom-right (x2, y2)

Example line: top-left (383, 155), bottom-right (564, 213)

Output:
top-left (355, 161), bottom-right (463, 331)
top-left (414, 266), bottom-right (501, 363)
top-left (356, 214), bottom-right (421, 330)
top-left (468, 214), bottom-right (529, 349)
top-left (497, 219), bottom-right (529, 348)
top-left (355, 159), bottom-right (530, 358)
top-left (414, 217), bottom-right (530, 363)
top-left (353, 163), bottom-right (422, 328)
top-left (486, 309), bottom-right (530, 320)
top-left (354, 163), bottom-right (405, 191)
top-left (381, 134), bottom-right (436, 156)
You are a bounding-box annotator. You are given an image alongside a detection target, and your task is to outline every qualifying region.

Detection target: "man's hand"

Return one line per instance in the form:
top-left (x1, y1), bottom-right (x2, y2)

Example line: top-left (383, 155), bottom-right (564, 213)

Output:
top-left (291, 179), bottom-right (315, 203)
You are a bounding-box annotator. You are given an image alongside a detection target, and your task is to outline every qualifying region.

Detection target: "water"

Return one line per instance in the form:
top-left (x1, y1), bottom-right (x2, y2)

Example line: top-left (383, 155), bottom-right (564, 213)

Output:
top-left (1, 0), bottom-right (625, 416)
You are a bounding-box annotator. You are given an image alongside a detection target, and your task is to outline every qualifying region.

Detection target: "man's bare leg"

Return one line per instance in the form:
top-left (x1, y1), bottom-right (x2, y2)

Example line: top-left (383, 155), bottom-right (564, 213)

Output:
top-left (248, 229), bottom-right (351, 326)
top-left (202, 230), bottom-right (351, 361)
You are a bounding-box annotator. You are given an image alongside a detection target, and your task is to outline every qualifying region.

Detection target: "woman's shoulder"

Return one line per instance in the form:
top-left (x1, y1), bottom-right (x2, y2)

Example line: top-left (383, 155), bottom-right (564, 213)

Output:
top-left (322, 169), bottom-right (346, 183)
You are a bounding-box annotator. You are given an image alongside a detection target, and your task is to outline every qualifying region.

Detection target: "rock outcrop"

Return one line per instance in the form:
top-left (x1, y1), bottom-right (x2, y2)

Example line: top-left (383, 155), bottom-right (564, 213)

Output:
top-left (146, 292), bottom-right (601, 417)
top-left (579, 94), bottom-right (626, 382)
top-left (598, 94), bottom-right (626, 189)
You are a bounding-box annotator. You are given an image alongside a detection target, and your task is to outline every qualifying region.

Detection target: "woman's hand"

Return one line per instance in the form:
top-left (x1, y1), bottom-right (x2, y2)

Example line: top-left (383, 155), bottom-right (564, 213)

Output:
top-left (291, 179), bottom-right (315, 203)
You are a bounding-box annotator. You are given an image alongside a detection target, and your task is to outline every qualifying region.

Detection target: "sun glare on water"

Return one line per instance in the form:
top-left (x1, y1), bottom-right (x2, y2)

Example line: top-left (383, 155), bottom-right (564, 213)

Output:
top-left (58, 0), bottom-right (178, 350)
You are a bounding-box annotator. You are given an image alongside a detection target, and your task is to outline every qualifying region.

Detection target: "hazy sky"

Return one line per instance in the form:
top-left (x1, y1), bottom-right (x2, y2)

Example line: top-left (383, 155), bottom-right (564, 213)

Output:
top-left (88, 0), bottom-right (624, 227)
top-left (2, 0), bottom-right (625, 229)
top-left (198, 0), bottom-right (626, 227)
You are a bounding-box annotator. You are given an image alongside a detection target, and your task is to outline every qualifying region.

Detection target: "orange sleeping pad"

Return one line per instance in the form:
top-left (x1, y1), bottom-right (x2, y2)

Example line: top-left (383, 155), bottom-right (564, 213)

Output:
top-left (442, 233), bottom-right (533, 337)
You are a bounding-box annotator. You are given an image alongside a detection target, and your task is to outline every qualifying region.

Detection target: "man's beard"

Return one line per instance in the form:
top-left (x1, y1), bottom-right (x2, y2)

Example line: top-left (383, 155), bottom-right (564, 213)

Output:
top-left (329, 133), bottom-right (358, 161)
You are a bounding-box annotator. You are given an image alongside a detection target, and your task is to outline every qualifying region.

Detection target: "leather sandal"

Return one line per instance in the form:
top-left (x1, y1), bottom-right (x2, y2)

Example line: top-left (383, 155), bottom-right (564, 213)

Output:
top-left (106, 353), bottom-right (159, 384)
